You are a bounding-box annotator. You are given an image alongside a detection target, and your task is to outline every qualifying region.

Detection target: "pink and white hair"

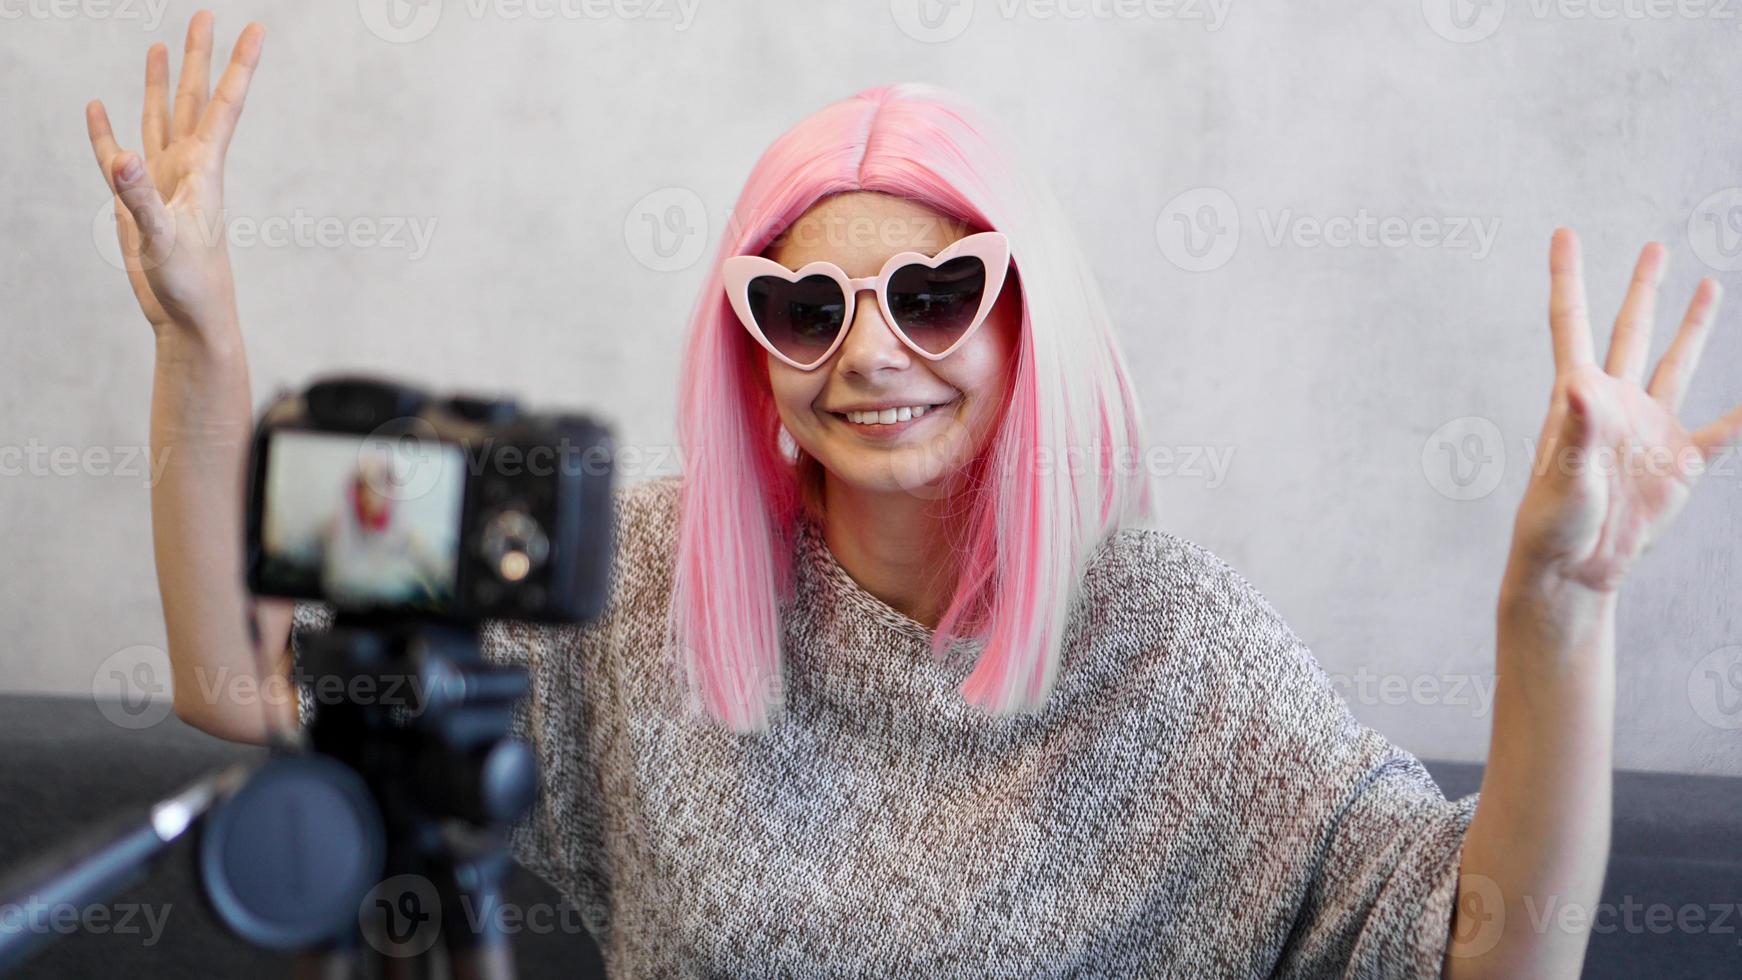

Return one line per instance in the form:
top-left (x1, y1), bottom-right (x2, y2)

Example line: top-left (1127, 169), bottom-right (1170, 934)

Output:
top-left (668, 82), bottom-right (1157, 733)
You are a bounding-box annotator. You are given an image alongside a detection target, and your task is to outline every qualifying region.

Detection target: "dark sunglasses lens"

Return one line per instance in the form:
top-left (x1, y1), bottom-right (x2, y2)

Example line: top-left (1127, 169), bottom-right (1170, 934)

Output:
top-left (746, 274), bottom-right (847, 365)
top-left (886, 256), bottom-right (988, 355)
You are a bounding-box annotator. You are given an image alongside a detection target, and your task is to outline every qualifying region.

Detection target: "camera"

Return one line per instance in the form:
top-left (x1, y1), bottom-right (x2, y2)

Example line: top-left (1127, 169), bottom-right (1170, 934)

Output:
top-left (244, 373), bottom-right (616, 624)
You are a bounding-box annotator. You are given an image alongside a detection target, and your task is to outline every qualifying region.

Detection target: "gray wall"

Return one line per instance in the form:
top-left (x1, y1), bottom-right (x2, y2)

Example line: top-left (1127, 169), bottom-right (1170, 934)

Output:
top-left (4, 0), bottom-right (1738, 775)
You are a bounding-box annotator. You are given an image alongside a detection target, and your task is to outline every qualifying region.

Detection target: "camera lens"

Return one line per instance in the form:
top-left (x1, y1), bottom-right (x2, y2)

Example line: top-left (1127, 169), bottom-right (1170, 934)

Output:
top-left (478, 508), bottom-right (549, 582)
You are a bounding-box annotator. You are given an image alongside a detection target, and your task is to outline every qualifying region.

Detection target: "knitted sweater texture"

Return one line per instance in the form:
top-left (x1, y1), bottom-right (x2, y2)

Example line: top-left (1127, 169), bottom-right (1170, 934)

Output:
top-left (290, 474), bottom-right (1479, 978)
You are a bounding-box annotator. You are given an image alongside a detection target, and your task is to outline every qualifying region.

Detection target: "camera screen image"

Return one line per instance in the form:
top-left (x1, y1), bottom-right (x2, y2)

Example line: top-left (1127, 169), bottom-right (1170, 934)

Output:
top-left (257, 430), bottom-right (468, 611)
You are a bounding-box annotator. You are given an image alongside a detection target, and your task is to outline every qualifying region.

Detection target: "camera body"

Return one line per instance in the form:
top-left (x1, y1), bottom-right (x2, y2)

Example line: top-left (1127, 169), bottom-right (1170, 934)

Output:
top-left (244, 374), bottom-right (616, 624)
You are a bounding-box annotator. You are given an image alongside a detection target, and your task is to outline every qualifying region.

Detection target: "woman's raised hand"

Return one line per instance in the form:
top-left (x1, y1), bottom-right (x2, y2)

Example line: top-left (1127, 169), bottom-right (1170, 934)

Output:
top-left (85, 10), bottom-right (264, 338)
top-left (1508, 228), bottom-right (1742, 596)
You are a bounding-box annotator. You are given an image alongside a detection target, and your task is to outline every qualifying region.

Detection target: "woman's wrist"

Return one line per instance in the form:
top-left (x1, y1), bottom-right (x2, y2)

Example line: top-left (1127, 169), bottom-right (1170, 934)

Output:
top-left (1500, 556), bottom-right (1617, 615)
top-left (154, 308), bottom-right (245, 369)
top-left (1496, 542), bottom-right (1619, 681)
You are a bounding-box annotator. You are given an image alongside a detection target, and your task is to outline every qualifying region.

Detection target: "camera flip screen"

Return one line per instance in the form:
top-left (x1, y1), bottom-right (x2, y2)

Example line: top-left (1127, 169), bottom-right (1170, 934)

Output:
top-left (257, 430), bottom-right (468, 612)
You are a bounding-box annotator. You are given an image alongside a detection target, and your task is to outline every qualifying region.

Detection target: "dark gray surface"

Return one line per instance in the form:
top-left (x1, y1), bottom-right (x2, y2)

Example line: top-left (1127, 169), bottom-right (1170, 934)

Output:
top-left (0, 695), bottom-right (606, 979)
top-left (2, 694), bottom-right (1737, 978)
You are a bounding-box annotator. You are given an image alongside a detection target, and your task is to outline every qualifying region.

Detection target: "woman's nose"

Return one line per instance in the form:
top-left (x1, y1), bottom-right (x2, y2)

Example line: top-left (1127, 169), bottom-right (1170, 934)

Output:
top-left (834, 287), bottom-right (912, 375)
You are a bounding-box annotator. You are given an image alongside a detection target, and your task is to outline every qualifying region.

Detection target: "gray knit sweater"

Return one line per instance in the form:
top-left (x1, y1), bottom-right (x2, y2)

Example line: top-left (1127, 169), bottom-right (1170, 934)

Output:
top-left (290, 474), bottom-right (1479, 978)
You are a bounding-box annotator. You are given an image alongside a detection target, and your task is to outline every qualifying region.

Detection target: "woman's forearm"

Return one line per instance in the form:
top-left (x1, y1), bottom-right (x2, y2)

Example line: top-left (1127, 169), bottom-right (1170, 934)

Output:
top-left (1444, 554), bottom-right (1617, 978)
top-left (151, 323), bottom-right (294, 743)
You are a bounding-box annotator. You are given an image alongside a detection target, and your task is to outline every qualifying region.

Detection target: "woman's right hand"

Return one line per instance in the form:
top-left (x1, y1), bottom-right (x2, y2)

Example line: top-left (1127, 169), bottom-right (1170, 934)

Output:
top-left (85, 10), bottom-right (264, 338)
top-left (86, 11), bottom-right (294, 744)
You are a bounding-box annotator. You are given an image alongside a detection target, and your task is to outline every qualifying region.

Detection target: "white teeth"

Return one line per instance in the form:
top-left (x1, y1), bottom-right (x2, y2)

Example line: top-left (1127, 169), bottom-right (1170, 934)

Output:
top-left (843, 403), bottom-right (938, 425)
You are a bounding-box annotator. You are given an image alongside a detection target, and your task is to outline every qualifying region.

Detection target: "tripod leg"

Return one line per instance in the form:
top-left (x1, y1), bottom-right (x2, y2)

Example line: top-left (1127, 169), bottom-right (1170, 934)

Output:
top-left (291, 948), bottom-right (358, 980)
top-left (448, 942), bottom-right (515, 980)
top-left (437, 849), bottom-right (517, 980)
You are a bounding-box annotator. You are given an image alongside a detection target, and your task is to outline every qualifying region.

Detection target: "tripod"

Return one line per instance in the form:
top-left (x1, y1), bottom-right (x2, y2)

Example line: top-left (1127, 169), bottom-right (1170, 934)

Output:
top-left (277, 613), bottom-right (539, 980)
top-left (0, 615), bottom-right (538, 980)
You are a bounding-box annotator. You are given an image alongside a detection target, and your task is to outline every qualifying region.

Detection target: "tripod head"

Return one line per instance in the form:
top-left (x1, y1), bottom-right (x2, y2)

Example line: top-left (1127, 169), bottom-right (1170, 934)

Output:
top-left (199, 614), bottom-right (538, 979)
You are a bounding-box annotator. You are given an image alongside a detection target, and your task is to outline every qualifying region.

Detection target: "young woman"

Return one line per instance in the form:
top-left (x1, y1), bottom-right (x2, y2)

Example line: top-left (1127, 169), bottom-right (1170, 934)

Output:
top-left (88, 12), bottom-right (1742, 978)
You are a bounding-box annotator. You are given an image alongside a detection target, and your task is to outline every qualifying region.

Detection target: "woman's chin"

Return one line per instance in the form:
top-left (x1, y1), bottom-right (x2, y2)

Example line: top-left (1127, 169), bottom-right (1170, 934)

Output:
top-left (815, 446), bottom-right (966, 500)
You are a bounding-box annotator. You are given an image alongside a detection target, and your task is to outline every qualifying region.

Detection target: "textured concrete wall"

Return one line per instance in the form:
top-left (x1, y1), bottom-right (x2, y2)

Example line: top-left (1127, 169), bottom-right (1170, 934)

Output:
top-left (4, 0), bottom-right (1738, 775)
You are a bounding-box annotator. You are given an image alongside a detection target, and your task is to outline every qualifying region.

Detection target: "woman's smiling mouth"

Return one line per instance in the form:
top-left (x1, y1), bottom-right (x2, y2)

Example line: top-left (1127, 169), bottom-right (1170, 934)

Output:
top-left (825, 396), bottom-right (960, 437)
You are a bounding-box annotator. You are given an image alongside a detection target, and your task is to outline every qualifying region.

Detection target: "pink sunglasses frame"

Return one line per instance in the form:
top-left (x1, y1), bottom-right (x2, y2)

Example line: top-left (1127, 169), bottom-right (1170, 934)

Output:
top-left (721, 230), bottom-right (1011, 371)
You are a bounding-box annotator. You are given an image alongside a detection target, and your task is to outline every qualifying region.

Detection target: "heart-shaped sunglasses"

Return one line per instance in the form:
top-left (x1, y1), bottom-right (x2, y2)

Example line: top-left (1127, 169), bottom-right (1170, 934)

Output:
top-left (722, 231), bottom-right (1011, 371)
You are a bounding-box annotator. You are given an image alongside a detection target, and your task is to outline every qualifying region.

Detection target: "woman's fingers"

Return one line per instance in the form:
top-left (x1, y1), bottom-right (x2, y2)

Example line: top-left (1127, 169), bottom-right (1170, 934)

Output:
top-left (1692, 400), bottom-right (1742, 463)
top-left (171, 10), bottom-right (214, 141)
top-left (110, 150), bottom-right (174, 264)
top-left (85, 99), bottom-right (123, 194)
top-left (1604, 241), bottom-right (1665, 385)
top-left (1549, 227), bottom-right (1597, 375)
top-left (1647, 278), bottom-right (1722, 413)
top-left (141, 42), bottom-right (170, 156)
top-left (194, 22), bottom-right (266, 156)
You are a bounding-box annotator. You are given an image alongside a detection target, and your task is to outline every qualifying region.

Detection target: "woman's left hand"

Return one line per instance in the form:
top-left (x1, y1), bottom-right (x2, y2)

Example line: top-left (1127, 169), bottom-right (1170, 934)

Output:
top-left (1508, 228), bottom-right (1742, 596)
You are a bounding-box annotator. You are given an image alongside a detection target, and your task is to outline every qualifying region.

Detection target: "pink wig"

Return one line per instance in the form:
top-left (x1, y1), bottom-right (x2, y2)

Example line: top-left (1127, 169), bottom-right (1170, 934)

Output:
top-left (669, 82), bottom-right (1157, 733)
